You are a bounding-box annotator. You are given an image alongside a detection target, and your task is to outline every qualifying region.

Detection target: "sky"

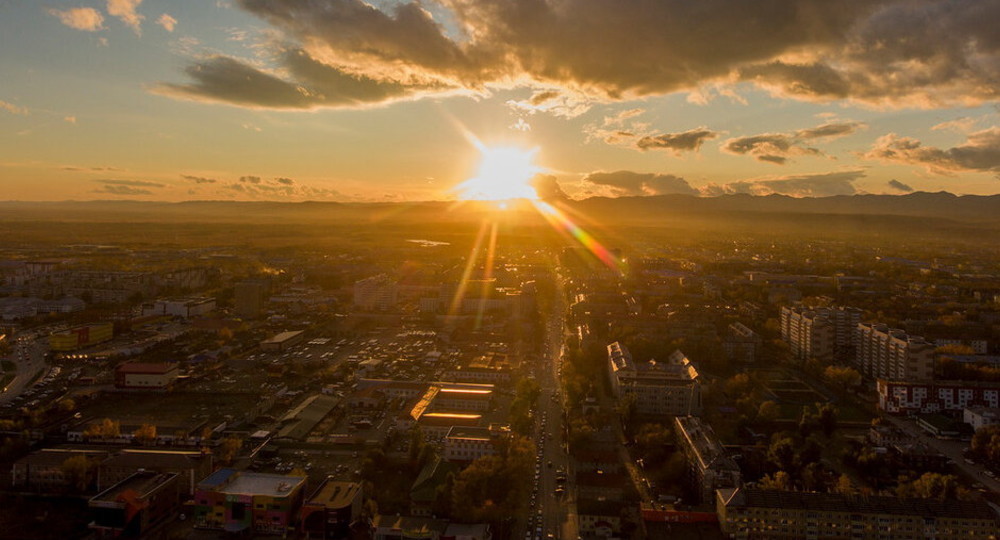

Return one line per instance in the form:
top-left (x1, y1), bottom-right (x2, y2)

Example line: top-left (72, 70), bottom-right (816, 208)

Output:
top-left (1, 0), bottom-right (999, 202)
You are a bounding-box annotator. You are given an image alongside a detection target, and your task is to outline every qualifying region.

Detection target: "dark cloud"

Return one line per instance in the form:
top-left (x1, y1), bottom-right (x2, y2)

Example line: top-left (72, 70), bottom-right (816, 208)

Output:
top-left (530, 174), bottom-right (569, 202)
top-left (182, 175), bottom-right (217, 184)
top-left (722, 121), bottom-right (863, 164)
top-left (93, 185), bottom-right (153, 196)
top-left (581, 170), bottom-right (698, 197)
top-left (155, 1), bottom-right (1000, 111)
top-left (887, 179), bottom-right (914, 192)
top-left (239, 175), bottom-right (262, 184)
top-left (635, 128), bottom-right (718, 154)
top-left (95, 179), bottom-right (165, 188)
top-left (863, 128), bottom-right (1000, 176)
top-left (274, 177), bottom-right (295, 185)
top-left (701, 170), bottom-right (865, 197)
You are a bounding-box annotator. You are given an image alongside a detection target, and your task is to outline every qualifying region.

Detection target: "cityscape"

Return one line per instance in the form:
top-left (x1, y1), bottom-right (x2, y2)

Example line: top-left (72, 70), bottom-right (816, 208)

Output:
top-left (2, 1), bottom-right (1000, 540)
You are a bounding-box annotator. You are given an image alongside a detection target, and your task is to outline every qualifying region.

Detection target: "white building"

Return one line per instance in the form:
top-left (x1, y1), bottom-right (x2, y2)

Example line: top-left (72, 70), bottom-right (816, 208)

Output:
top-left (142, 297), bottom-right (216, 319)
top-left (353, 275), bottom-right (398, 311)
top-left (856, 323), bottom-right (935, 381)
top-left (964, 407), bottom-right (1000, 431)
top-left (443, 426), bottom-right (498, 463)
top-left (607, 342), bottom-right (701, 416)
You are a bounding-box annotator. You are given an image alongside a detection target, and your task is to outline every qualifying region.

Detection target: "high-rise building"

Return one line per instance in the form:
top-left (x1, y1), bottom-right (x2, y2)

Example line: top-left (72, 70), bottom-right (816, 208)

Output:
top-left (353, 274), bottom-right (398, 311)
top-left (780, 306), bottom-right (861, 362)
top-left (856, 323), bottom-right (935, 381)
top-left (234, 281), bottom-right (267, 319)
top-left (675, 416), bottom-right (742, 503)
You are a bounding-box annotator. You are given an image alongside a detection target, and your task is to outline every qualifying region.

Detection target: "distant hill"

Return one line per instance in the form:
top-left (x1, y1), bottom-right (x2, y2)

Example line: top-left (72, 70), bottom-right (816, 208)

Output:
top-left (0, 192), bottom-right (998, 228)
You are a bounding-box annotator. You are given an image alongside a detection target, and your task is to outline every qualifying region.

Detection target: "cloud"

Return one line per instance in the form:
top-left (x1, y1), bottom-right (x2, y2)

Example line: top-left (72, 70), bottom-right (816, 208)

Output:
top-left (863, 128), bottom-right (1000, 176)
top-left (274, 177), bottom-right (295, 185)
top-left (93, 185), bottom-right (153, 196)
top-left (701, 170), bottom-right (865, 197)
top-left (155, 0), bottom-right (1000, 111)
top-left (107, 0), bottom-right (144, 35)
top-left (635, 128), bottom-right (718, 154)
top-left (510, 118), bottom-right (531, 132)
top-left (0, 100), bottom-right (28, 115)
top-left (156, 13), bottom-right (177, 32)
top-left (47, 7), bottom-right (104, 32)
top-left (887, 179), bottom-right (914, 193)
top-left (530, 174), bottom-right (569, 201)
top-left (722, 121), bottom-right (864, 164)
top-left (239, 175), bottom-right (262, 184)
top-left (96, 179), bottom-right (165, 188)
top-left (581, 170), bottom-right (698, 197)
top-left (931, 117), bottom-right (977, 133)
top-left (63, 116), bottom-right (77, 124)
top-left (182, 175), bottom-right (217, 184)
top-left (506, 89), bottom-right (592, 118)
top-left (153, 52), bottom-right (441, 109)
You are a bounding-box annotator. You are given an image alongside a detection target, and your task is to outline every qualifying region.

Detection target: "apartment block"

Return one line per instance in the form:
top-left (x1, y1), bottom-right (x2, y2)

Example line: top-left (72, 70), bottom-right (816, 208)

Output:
top-left (856, 323), bottom-right (935, 381)
top-left (674, 416), bottom-right (741, 503)
top-left (608, 342), bottom-right (701, 417)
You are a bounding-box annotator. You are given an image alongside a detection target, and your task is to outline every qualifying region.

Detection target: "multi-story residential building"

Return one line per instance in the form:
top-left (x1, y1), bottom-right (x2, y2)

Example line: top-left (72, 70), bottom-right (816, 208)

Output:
top-left (717, 487), bottom-right (1000, 539)
top-left (234, 280), bottom-right (268, 319)
top-left (674, 416), bottom-right (742, 503)
top-left (88, 471), bottom-right (181, 538)
top-left (141, 297), bottom-right (216, 319)
top-left (193, 469), bottom-right (306, 535)
top-left (354, 274), bottom-right (398, 311)
top-left (856, 323), bottom-right (935, 381)
top-left (877, 379), bottom-right (1000, 415)
top-left (723, 322), bottom-right (761, 364)
top-left (607, 342), bottom-right (701, 416)
top-left (300, 479), bottom-right (363, 540)
top-left (780, 306), bottom-right (861, 362)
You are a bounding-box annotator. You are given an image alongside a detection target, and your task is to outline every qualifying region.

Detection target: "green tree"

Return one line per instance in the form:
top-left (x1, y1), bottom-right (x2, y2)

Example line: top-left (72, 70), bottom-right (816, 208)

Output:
top-left (84, 418), bottom-right (120, 439)
top-left (133, 423), bottom-right (157, 445)
top-left (824, 366), bottom-right (861, 394)
top-left (768, 436), bottom-right (796, 472)
top-left (756, 401), bottom-right (780, 424)
top-left (61, 455), bottom-right (94, 493)
top-left (758, 471), bottom-right (791, 490)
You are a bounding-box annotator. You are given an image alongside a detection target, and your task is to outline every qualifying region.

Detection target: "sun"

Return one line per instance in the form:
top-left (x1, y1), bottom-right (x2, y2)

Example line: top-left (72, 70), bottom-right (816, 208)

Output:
top-left (456, 145), bottom-right (543, 201)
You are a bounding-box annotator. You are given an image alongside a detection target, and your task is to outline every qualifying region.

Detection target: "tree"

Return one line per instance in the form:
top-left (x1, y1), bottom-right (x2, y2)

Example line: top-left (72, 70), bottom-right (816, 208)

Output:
top-left (84, 418), bottom-right (120, 439)
top-left (61, 455), bottom-right (94, 492)
top-left (896, 473), bottom-right (960, 500)
top-left (756, 401), bottom-right (780, 424)
top-left (970, 425), bottom-right (1000, 465)
top-left (758, 471), bottom-right (791, 491)
top-left (816, 403), bottom-right (838, 437)
top-left (768, 436), bottom-right (796, 472)
top-left (824, 366), bottom-right (861, 394)
top-left (835, 474), bottom-right (856, 494)
top-left (216, 436), bottom-right (243, 465)
top-left (133, 424), bottom-right (157, 445)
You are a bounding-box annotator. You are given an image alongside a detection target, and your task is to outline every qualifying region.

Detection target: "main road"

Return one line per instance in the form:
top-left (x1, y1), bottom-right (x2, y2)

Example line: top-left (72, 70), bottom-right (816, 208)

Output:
top-left (0, 333), bottom-right (47, 405)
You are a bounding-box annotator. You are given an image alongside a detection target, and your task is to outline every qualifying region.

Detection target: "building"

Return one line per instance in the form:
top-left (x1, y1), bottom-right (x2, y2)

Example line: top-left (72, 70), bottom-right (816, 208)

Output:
top-left (723, 322), bottom-right (761, 364)
top-left (354, 274), bottom-right (398, 311)
top-left (88, 471), bottom-right (181, 538)
top-left (717, 487), bottom-right (1000, 539)
top-left (114, 362), bottom-right (179, 390)
top-left (442, 523), bottom-right (492, 540)
top-left (235, 280), bottom-right (268, 319)
top-left (780, 306), bottom-right (861, 362)
top-left (878, 379), bottom-right (1000, 415)
top-left (193, 469), bottom-right (306, 535)
top-left (410, 455), bottom-right (458, 516)
top-left (964, 407), bottom-right (1000, 431)
top-left (443, 426), bottom-right (498, 463)
top-left (373, 515), bottom-right (448, 540)
top-left (98, 449), bottom-right (213, 497)
top-left (607, 342), bottom-right (701, 416)
top-left (674, 416), bottom-right (741, 503)
top-left (11, 449), bottom-right (109, 493)
top-left (856, 323), bottom-right (935, 381)
top-left (301, 479), bottom-right (363, 539)
top-left (49, 322), bottom-right (114, 352)
top-left (260, 330), bottom-right (305, 352)
top-left (576, 499), bottom-right (624, 538)
top-left (142, 297), bottom-right (216, 319)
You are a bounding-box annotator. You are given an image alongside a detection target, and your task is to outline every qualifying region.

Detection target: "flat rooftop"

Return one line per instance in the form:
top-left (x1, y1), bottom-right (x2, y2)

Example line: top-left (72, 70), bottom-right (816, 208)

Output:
top-left (91, 471), bottom-right (178, 504)
top-left (307, 480), bottom-right (361, 509)
top-left (200, 469), bottom-right (305, 498)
